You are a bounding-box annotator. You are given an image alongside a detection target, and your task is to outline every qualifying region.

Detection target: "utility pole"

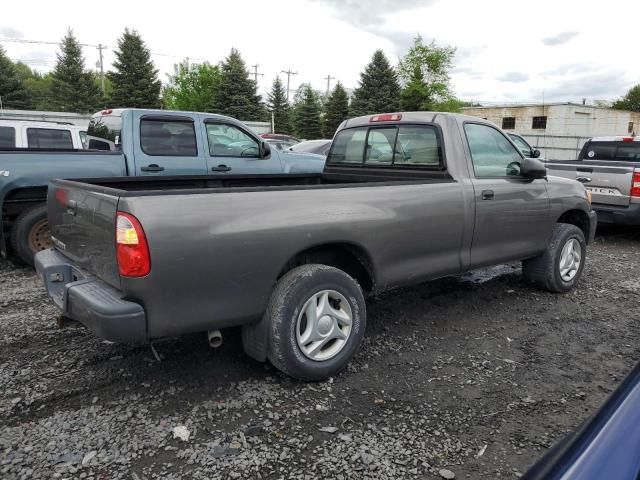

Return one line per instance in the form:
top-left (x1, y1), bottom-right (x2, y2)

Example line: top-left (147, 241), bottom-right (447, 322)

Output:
top-left (0, 95), bottom-right (3, 116)
top-left (281, 69), bottom-right (298, 102)
top-left (250, 64), bottom-right (264, 84)
top-left (97, 44), bottom-right (106, 94)
top-left (324, 75), bottom-right (335, 96)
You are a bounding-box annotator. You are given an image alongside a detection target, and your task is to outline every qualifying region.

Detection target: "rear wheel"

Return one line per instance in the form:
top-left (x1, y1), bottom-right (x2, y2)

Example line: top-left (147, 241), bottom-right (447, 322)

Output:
top-left (523, 223), bottom-right (586, 293)
top-left (10, 204), bottom-right (51, 266)
top-left (266, 264), bottom-right (366, 381)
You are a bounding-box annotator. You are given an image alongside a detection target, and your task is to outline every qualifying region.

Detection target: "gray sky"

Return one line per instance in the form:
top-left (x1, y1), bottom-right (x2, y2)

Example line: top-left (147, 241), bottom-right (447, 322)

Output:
top-left (1, 0), bottom-right (637, 103)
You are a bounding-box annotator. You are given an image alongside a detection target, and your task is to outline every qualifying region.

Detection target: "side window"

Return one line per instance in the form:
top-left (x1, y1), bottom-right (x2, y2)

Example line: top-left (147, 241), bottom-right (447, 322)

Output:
top-left (327, 127), bottom-right (367, 163)
top-left (140, 119), bottom-right (197, 156)
top-left (205, 123), bottom-right (259, 157)
top-left (0, 126), bottom-right (15, 148)
top-left (395, 126), bottom-right (441, 165)
top-left (365, 128), bottom-right (396, 164)
top-left (26, 128), bottom-right (73, 149)
top-left (465, 123), bottom-right (523, 178)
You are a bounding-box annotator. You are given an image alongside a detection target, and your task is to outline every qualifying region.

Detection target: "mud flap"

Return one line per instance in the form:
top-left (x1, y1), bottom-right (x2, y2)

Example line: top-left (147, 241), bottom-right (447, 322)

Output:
top-left (241, 315), bottom-right (269, 363)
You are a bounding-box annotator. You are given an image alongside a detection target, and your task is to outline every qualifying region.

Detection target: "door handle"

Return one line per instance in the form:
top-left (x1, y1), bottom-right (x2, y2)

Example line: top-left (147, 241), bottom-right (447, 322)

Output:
top-left (576, 176), bottom-right (592, 183)
top-left (141, 164), bottom-right (165, 172)
top-left (481, 190), bottom-right (494, 200)
top-left (211, 165), bottom-right (232, 172)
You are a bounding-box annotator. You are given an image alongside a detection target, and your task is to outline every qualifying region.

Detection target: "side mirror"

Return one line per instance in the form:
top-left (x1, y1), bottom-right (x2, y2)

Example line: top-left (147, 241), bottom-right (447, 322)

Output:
top-left (260, 141), bottom-right (271, 158)
top-left (520, 157), bottom-right (546, 179)
top-left (531, 149), bottom-right (541, 158)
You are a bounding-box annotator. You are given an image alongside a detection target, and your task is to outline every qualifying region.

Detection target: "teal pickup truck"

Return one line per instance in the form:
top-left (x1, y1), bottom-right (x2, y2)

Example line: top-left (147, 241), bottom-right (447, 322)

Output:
top-left (0, 108), bottom-right (325, 264)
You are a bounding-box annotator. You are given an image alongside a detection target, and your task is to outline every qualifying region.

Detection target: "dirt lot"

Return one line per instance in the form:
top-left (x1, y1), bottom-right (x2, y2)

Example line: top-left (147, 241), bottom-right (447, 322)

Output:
top-left (1, 226), bottom-right (639, 480)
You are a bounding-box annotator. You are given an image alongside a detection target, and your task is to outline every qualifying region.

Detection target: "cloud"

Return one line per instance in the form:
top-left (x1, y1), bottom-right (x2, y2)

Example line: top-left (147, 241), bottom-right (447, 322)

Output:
top-left (542, 31), bottom-right (579, 46)
top-left (0, 26), bottom-right (24, 38)
top-left (313, 0), bottom-right (439, 53)
top-left (497, 72), bottom-right (529, 83)
top-left (544, 63), bottom-right (598, 76)
top-left (538, 71), bottom-right (630, 101)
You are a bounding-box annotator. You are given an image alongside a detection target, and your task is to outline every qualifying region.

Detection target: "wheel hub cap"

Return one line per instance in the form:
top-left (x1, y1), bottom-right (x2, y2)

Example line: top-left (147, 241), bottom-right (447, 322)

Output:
top-left (559, 238), bottom-right (582, 281)
top-left (296, 290), bottom-right (353, 362)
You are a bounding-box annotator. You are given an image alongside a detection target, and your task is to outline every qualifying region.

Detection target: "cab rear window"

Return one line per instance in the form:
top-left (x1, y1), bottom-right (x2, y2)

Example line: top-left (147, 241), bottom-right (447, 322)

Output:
top-left (582, 142), bottom-right (640, 161)
top-left (328, 125), bottom-right (442, 167)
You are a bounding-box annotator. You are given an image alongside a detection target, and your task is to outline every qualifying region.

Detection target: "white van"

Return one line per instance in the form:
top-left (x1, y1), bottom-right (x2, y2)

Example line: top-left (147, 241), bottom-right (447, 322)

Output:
top-left (0, 119), bottom-right (86, 149)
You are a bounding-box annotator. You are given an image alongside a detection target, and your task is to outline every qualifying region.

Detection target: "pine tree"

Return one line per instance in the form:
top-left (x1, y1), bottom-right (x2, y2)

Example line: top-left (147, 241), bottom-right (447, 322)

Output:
top-left (0, 47), bottom-right (30, 109)
top-left (50, 30), bottom-right (102, 113)
top-left (108, 29), bottom-right (161, 108)
top-left (400, 64), bottom-right (429, 111)
top-left (214, 48), bottom-right (264, 120)
top-left (322, 82), bottom-right (349, 138)
top-left (350, 50), bottom-right (400, 117)
top-left (267, 76), bottom-right (291, 133)
top-left (292, 84), bottom-right (322, 139)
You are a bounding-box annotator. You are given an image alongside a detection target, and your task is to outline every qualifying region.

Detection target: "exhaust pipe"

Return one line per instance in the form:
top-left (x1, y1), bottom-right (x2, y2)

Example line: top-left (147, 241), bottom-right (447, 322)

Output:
top-left (207, 329), bottom-right (223, 348)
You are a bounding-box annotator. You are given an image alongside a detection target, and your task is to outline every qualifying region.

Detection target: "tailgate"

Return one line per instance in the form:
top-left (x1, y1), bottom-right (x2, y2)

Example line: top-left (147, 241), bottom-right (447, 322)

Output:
top-left (545, 161), bottom-right (635, 207)
top-left (47, 179), bottom-right (121, 288)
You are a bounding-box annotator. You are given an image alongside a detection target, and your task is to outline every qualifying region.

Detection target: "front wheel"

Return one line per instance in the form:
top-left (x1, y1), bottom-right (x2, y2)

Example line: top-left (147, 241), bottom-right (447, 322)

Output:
top-left (266, 264), bottom-right (366, 381)
top-left (523, 223), bottom-right (586, 293)
top-left (9, 204), bottom-right (51, 266)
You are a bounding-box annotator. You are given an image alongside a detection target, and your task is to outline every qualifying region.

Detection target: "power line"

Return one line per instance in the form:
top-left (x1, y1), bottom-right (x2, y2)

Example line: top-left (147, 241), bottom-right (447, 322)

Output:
top-left (0, 37), bottom-right (206, 64)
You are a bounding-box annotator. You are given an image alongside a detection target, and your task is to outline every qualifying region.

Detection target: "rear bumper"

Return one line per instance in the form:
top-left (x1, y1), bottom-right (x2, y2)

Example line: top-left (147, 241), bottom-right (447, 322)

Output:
top-left (34, 249), bottom-right (146, 342)
top-left (593, 203), bottom-right (640, 226)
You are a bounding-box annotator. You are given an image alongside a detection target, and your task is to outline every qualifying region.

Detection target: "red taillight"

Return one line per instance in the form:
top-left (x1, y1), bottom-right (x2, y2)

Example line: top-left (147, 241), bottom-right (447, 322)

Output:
top-left (55, 188), bottom-right (68, 206)
top-left (101, 109), bottom-right (113, 115)
top-left (116, 212), bottom-right (150, 277)
top-left (631, 171), bottom-right (640, 198)
top-left (622, 137), bottom-right (634, 142)
top-left (370, 113), bottom-right (402, 122)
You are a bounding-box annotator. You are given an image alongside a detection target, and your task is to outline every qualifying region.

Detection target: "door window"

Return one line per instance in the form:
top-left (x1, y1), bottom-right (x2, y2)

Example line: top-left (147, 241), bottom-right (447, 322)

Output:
top-left (0, 126), bottom-right (15, 148)
top-left (465, 123), bottom-right (523, 177)
top-left (26, 128), bottom-right (73, 149)
top-left (206, 123), bottom-right (259, 157)
top-left (140, 119), bottom-right (197, 156)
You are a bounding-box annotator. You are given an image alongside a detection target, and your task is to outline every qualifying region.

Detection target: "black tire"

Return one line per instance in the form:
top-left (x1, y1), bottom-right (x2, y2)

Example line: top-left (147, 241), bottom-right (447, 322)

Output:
top-left (266, 264), bottom-right (366, 381)
top-left (523, 223), bottom-right (586, 293)
top-left (9, 204), bottom-right (51, 266)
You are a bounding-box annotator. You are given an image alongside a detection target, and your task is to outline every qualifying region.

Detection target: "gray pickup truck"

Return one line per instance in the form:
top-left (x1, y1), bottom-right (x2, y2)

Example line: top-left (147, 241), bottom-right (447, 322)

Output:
top-left (546, 136), bottom-right (640, 225)
top-left (35, 112), bottom-right (596, 380)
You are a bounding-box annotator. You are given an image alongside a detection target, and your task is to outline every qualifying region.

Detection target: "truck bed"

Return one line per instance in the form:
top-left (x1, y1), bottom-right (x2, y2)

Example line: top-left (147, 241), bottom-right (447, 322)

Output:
top-left (59, 168), bottom-right (454, 195)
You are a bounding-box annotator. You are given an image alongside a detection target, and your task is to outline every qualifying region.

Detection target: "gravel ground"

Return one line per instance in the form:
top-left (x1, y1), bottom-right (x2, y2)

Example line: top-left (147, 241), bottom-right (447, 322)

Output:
top-left (1, 225), bottom-right (639, 480)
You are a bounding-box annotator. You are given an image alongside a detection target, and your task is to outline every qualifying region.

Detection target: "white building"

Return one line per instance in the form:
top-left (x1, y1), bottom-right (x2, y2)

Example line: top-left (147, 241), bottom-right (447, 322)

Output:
top-left (462, 103), bottom-right (640, 160)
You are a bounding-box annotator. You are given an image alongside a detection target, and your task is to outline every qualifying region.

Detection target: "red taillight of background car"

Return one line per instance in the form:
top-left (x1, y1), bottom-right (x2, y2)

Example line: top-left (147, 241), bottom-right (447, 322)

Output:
top-left (631, 171), bottom-right (640, 198)
top-left (116, 211), bottom-right (150, 277)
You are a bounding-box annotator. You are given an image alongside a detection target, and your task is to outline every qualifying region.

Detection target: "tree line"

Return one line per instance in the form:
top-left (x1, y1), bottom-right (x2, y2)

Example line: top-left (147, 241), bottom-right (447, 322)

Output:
top-left (5, 30), bottom-right (635, 140)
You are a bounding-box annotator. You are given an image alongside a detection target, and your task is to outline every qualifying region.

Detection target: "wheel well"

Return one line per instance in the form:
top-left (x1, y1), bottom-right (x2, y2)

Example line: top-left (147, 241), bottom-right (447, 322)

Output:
top-left (557, 209), bottom-right (590, 242)
top-left (3, 187), bottom-right (48, 223)
top-left (278, 243), bottom-right (375, 292)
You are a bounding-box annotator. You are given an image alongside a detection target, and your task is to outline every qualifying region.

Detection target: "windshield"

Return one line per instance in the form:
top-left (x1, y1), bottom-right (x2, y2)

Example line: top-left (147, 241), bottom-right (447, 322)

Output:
top-left (87, 114), bottom-right (122, 150)
top-left (509, 134), bottom-right (532, 156)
